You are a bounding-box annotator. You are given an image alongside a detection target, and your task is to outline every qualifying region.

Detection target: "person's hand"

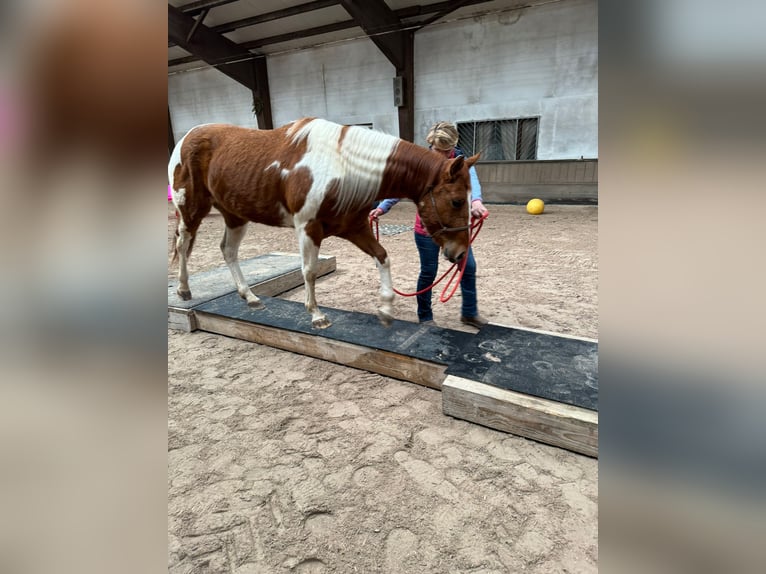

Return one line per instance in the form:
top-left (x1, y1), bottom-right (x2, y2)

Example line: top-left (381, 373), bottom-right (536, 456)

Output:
top-left (369, 207), bottom-right (383, 219)
top-left (470, 199), bottom-right (488, 219)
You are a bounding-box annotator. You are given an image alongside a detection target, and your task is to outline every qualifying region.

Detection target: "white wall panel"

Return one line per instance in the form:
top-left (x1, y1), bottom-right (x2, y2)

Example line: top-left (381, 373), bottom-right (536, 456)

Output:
top-left (168, 67), bottom-right (256, 142)
top-left (168, 0), bottom-right (597, 158)
top-left (266, 41), bottom-right (398, 132)
top-left (413, 0), bottom-right (597, 158)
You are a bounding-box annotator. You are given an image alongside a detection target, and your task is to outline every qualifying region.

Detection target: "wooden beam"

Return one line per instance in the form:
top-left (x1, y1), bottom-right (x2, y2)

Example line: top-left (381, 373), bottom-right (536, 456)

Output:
top-left (415, 0), bottom-right (475, 29)
top-left (169, 1), bottom-right (498, 57)
top-left (240, 19), bottom-right (359, 51)
top-left (252, 57), bottom-right (273, 129)
top-left (396, 30), bottom-right (415, 142)
top-left (168, 106), bottom-right (175, 158)
top-left (170, 0), bottom-right (342, 47)
top-left (340, 0), bottom-right (405, 69)
top-left (213, 0), bottom-right (341, 34)
top-left (194, 312), bottom-right (448, 390)
top-left (168, 4), bottom-right (255, 89)
top-left (185, 7), bottom-right (210, 44)
top-left (396, 0), bottom-right (495, 20)
top-left (182, 0), bottom-right (239, 17)
top-left (442, 375), bottom-right (599, 457)
top-left (170, 20), bottom-right (360, 63)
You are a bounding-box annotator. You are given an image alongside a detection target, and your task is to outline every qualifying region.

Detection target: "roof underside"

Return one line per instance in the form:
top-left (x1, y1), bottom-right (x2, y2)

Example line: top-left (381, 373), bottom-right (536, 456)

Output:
top-left (168, 0), bottom-right (532, 73)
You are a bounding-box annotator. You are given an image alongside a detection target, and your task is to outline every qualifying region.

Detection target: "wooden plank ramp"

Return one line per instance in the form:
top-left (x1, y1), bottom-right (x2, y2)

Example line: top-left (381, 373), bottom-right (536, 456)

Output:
top-left (169, 254), bottom-right (598, 457)
top-left (442, 375), bottom-right (598, 458)
top-left (192, 293), bottom-right (466, 390)
top-left (441, 324), bottom-right (598, 457)
top-left (167, 252), bottom-right (336, 331)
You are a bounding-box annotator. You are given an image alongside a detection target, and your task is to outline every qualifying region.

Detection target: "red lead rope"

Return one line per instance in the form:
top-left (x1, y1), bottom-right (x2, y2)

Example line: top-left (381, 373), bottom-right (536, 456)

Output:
top-left (369, 212), bottom-right (488, 302)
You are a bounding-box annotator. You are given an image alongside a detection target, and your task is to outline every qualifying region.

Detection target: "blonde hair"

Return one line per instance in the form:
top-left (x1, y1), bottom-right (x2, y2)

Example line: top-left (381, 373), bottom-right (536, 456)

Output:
top-left (426, 121), bottom-right (459, 151)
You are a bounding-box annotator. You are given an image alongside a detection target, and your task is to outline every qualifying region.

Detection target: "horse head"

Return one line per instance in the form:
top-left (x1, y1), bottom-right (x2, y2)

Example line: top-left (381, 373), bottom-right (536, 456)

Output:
top-left (416, 153), bottom-right (481, 263)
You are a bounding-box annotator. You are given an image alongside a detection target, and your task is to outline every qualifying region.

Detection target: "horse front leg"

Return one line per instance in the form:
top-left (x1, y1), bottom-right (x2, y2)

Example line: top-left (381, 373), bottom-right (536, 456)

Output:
top-left (343, 227), bottom-right (394, 327)
top-left (221, 223), bottom-right (264, 309)
top-left (297, 225), bottom-right (330, 329)
top-left (374, 254), bottom-right (395, 326)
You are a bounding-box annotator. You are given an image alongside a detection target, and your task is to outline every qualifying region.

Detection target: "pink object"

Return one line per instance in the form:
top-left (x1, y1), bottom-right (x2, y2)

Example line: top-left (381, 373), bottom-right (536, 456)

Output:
top-left (168, 185), bottom-right (172, 201)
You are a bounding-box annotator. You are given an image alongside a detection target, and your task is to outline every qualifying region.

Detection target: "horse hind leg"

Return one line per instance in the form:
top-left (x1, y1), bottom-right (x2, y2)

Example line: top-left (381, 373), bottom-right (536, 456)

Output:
top-left (174, 217), bottom-right (194, 301)
top-left (173, 202), bottom-right (208, 301)
top-left (171, 153), bottom-right (213, 300)
top-left (220, 222), bottom-right (264, 309)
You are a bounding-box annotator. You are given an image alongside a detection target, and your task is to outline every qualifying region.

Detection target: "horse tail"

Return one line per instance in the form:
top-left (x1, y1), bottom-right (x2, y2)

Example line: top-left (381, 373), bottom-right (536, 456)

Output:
top-left (169, 158), bottom-right (188, 267)
top-left (171, 215), bottom-right (180, 265)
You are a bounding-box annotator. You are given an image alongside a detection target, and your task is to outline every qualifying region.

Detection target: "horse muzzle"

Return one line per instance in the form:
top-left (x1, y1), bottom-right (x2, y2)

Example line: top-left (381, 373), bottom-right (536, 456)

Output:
top-left (442, 244), bottom-right (467, 264)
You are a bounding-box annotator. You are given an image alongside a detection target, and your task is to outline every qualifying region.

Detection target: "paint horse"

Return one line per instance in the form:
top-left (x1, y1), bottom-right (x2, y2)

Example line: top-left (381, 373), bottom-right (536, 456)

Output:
top-left (168, 118), bottom-right (479, 329)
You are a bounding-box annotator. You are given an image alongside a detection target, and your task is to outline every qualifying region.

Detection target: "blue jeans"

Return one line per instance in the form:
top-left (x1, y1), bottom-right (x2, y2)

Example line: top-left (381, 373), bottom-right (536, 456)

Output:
top-left (413, 232), bottom-right (478, 322)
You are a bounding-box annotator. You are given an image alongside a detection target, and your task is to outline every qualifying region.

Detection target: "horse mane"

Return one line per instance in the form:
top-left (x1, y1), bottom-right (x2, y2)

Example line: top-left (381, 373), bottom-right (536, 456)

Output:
top-left (383, 140), bottom-right (444, 195)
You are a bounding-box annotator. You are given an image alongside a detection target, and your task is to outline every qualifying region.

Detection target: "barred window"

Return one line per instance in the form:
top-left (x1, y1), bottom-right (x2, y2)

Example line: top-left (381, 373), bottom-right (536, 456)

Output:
top-left (456, 118), bottom-right (539, 161)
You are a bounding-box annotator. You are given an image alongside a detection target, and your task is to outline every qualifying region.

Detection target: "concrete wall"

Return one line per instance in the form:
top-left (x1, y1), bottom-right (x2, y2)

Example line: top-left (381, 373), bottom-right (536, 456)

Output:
top-left (266, 41), bottom-right (398, 134)
top-left (414, 0), bottom-right (597, 159)
top-left (168, 0), bottom-right (597, 165)
top-left (168, 67), bottom-right (256, 139)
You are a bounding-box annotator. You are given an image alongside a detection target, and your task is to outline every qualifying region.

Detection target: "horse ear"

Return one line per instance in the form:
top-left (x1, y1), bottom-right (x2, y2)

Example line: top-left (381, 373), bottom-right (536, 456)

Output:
top-left (447, 156), bottom-right (465, 180)
top-left (466, 153), bottom-right (481, 168)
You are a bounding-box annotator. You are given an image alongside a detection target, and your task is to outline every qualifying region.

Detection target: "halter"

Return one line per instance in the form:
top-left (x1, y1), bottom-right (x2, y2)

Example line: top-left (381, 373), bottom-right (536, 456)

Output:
top-left (424, 186), bottom-right (471, 238)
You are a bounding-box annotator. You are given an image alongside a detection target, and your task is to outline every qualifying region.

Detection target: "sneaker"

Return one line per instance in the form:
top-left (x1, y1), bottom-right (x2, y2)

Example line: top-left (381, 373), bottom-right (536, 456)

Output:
top-left (460, 314), bottom-right (488, 329)
top-left (420, 319), bottom-right (436, 326)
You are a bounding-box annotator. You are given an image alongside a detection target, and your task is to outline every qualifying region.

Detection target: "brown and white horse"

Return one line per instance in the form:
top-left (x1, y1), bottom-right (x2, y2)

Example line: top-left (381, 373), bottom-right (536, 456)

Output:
top-left (168, 118), bottom-right (479, 328)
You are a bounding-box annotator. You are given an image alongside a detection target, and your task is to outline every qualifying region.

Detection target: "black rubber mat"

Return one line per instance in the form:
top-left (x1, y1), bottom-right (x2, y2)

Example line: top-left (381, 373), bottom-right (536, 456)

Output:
top-left (443, 324), bottom-right (598, 411)
top-left (193, 293), bottom-right (598, 411)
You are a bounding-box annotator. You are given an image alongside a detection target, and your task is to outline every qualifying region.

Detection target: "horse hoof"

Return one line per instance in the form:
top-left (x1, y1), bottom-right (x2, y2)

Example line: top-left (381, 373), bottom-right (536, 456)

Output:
top-left (377, 311), bottom-right (393, 327)
top-left (177, 289), bottom-right (192, 301)
top-left (247, 300), bottom-right (265, 310)
top-left (312, 318), bottom-right (331, 329)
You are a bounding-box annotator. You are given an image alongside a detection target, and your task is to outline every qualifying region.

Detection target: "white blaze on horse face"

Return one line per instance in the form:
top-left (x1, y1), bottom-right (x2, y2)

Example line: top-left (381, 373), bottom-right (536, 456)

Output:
top-left (289, 119), bottom-right (399, 219)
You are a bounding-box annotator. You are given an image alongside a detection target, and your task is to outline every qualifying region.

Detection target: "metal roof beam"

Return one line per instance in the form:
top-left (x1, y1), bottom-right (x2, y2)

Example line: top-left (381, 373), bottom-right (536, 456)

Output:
top-left (168, 4), bottom-right (255, 88)
top-left (340, 0), bottom-right (405, 69)
top-left (182, 0), bottom-right (240, 17)
top-left (214, 0), bottom-right (341, 34)
top-left (168, 0), bottom-right (498, 63)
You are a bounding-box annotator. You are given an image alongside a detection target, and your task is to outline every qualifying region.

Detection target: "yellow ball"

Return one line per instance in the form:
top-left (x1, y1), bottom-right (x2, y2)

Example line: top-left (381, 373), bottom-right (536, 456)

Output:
top-left (526, 198), bottom-right (545, 215)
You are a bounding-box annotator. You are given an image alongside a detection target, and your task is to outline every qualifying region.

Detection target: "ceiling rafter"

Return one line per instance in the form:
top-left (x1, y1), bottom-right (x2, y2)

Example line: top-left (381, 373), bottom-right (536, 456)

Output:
top-left (169, 0), bottom-right (342, 48)
top-left (168, 4), bottom-right (256, 89)
top-left (181, 0), bottom-right (240, 17)
top-left (339, 0), bottom-right (405, 68)
top-left (169, 0), bottom-right (495, 68)
top-left (414, 0), bottom-right (475, 29)
top-left (212, 0), bottom-right (341, 34)
top-left (185, 7), bottom-right (210, 43)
